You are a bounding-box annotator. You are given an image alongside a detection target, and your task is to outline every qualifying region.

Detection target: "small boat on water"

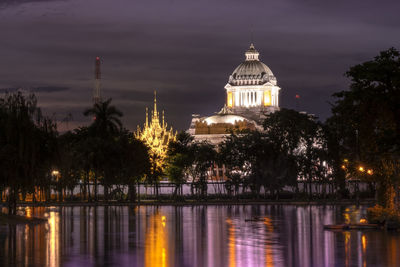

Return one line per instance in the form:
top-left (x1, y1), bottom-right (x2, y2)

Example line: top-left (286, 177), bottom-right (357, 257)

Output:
top-left (324, 223), bottom-right (380, 230)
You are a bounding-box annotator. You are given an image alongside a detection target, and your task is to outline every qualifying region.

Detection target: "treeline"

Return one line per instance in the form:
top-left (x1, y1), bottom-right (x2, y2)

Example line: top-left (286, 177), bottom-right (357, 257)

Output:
top-left (166, 110), bottom-right (331, 200)
top-left (1, 48), bottom-right (399, 214)
top-left (0, 97), bottom-right (150, 214)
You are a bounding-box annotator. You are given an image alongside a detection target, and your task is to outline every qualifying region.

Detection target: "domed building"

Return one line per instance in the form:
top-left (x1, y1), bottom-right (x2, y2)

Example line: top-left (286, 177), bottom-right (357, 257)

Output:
top-left (188, 44), bottom-right (281, 144)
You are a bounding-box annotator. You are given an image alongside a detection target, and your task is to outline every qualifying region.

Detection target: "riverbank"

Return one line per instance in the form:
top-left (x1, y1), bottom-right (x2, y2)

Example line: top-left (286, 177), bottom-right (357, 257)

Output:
top-left (1, 198), bottom-right (376, 207)
top-left (0, 213), bottom-right (47, 225)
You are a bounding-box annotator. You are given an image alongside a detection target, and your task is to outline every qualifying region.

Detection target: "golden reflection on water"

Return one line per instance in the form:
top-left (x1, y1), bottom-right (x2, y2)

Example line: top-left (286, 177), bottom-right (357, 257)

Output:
top-left (226, 218), bottom-right (236, 267)
top-left (264, 217), bottom-right (274, 233)
top-left (47, 211), bottom-right (60, 267)
top-left (389, 236), bottom-right (399, 266)
top-left (145, 212), bottom-right (169, 267)
top-left (344, 231), bottom-right (351, 267)
top-left (264, 217), bottom-right (274, 267)
top-left (361, 234), bottom-right (367, 267)
top-left (361, 234), bottom-right (366, 253)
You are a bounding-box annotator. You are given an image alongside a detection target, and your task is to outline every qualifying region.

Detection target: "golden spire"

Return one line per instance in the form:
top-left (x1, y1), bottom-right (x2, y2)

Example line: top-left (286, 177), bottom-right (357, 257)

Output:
top-left (153, 90), bottom-right (157, 118)
top-left (135, 92), bottom-right (177, 173)
top-left (145, 107), bottom-right (148, 127)
top-left (162, 110), bottom-right (165, 128)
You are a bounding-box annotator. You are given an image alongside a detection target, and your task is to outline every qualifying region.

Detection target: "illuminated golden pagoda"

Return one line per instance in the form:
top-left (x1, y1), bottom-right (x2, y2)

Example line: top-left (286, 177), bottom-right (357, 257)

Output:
top-left (135, 91), bottom-right (176, 170)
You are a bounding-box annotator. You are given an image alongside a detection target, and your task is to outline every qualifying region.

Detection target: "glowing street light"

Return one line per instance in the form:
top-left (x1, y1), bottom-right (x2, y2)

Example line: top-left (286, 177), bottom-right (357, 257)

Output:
top-left (51, 170), bottom-right (60, 176)
top-left (358, 166), bottom-right (365, 172)
top-left (367, 169), bottom-right (373, 175)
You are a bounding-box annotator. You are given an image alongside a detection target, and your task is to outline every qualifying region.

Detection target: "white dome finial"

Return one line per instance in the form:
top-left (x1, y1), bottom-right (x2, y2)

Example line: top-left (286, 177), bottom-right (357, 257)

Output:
top-left (245, 43), bottom-right (259, 61)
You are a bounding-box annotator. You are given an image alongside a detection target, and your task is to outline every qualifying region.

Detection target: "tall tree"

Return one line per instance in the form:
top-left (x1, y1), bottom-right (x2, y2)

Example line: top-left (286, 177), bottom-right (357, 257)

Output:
top-left (117, 131), bottom-right (150, 202)
top-left (56, 131), bottom-right (82, 201)
top-left (83, 98), bottom-right (123, 200)
top-left (190, 141), bottom-right (216, 199)
top-left (0, 92), bottom-right (57, 214)
top-left (263, 109), bottom-right (328, 197)
top-left (219, 129), bottom-right (299, 199)
top-left (165, 132), bottom-right (195, 199)
top-left (327, 48), bottom-right (400, 208)
top-left (219, 130), bottom-right (257, 197)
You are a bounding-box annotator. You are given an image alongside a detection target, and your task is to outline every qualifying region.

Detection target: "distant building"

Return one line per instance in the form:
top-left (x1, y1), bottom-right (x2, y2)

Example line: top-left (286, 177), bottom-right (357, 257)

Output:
top-left (188, 44), bottom-right (281, 144)
top-left (135, 92), bottom-right (176, 170)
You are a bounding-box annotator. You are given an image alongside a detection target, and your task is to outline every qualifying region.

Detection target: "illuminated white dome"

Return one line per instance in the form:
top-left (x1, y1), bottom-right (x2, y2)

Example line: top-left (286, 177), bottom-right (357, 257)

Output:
top-left (228, 44), bottom-right (277, 86)
top-left (204, 114), bottom-right (247, 125)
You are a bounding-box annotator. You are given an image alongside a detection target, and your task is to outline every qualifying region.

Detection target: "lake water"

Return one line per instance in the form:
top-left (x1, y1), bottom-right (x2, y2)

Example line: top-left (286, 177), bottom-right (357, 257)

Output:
top-left (0, 204), bottom-right (399, 267)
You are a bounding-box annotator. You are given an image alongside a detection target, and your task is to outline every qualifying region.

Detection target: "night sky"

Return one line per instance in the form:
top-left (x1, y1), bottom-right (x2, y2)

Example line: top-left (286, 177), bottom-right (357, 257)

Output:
top-left (1, 0), bottom-right (399, 131)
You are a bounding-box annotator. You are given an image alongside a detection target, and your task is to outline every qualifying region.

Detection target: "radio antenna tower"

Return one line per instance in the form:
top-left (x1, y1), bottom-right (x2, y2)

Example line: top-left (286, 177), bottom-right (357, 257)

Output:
top-left (93, 56), bottom-right (102, 103)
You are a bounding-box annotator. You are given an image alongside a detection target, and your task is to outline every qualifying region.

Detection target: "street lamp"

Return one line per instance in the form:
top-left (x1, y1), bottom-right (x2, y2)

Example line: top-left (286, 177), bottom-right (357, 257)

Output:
top-left (51, 170), bottom-right (61, 201)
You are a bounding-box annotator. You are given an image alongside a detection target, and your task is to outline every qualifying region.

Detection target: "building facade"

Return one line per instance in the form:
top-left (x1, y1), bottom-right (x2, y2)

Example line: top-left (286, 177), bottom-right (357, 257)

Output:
top-left (188, 44), bottom-right (281, 144)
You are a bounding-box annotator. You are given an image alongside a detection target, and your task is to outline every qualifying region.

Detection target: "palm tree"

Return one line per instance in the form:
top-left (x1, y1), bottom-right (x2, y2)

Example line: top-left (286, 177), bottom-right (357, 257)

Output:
top-left (84, 98), bottom-right (123, 137)
top-left (83, 99), bottom-right (123, 201)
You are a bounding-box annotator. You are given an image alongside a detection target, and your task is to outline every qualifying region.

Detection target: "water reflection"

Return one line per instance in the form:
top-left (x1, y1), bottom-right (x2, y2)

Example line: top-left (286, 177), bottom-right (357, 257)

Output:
top-left (145, 212), bottom-right (168, 267)
top-left (226, 218), bottom-right (235, 267)
top-left (47, 210), bottom-right (59, 267)
top-left (1, 205), bottom-right (400, 266)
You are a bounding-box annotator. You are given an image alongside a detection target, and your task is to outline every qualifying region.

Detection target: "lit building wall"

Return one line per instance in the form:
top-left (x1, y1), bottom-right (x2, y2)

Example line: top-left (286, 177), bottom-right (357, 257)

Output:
top-left (227, 92), bottom-right (233, 108)
top-left (226, 86), bottom-right (279, 109)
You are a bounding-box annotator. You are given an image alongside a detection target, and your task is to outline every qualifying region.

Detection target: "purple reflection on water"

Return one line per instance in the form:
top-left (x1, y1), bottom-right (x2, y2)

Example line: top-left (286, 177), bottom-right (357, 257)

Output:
top-left (0, 205), bottom-right (399, 267)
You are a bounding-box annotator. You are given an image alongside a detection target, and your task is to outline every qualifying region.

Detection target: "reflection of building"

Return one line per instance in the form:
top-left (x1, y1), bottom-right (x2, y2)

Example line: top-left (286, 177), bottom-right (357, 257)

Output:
top-left (145, 213), bottom-right (169, 267)
top-left (188, 44), bottom-right (281, 144)
top-left (135, 92), bottom-right (176, 169)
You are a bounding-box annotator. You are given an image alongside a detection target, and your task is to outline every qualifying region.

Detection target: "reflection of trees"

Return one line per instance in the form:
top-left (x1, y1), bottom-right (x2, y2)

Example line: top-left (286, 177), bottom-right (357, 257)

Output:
top-left (2, 205), bottom-right (400, 266)
top-left (173, 206), bottom-right (184, 264)
top-left (79, 207), bottom-right (87, 255)
top-left (0, 207), bottom-right (53, 266)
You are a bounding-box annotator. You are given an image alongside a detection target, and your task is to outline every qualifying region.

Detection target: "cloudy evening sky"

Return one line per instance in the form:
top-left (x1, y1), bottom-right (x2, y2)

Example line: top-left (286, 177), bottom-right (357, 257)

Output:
top-left (1, 0), bottom-right (399, 131)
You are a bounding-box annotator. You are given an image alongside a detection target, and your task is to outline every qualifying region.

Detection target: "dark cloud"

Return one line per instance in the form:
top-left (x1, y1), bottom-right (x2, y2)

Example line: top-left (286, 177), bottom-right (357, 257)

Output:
top-left (33, 86), bottom-right (69, 93)
top-left (0, 86), bottom-right (69, 93)
top-left (0, 88), bottom-right (20, 93)
top-left (0, 0), bottom-right (58, 8)
top-left (0, 0), bottom-right (399, 130)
